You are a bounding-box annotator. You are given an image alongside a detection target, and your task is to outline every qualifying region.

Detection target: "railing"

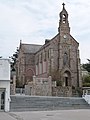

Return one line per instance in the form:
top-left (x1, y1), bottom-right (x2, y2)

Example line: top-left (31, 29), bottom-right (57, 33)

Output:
top-left (82, 87), bottom-right (90, 104)
top-left (15, 88), bottom-right (25, 94)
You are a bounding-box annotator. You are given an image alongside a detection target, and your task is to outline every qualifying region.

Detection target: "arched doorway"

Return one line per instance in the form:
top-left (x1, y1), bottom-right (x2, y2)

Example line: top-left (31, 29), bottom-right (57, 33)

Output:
top-left (25, 68), bottom-right (35, 84)
top-left (63, 71), bottom-right (71, 87)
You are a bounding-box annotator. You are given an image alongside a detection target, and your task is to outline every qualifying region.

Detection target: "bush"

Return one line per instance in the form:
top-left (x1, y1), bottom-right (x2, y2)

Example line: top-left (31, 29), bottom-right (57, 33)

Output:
top-left (83, 76), bottom-right (90, 83)
top-left (83, 83), bottom-right (90, 87)
top-left (76, 87), bottom-right (83, 97)
top-left (56, 80), bottom-right (62, 86)
top-left (83, 75), bottom-right (90, 87)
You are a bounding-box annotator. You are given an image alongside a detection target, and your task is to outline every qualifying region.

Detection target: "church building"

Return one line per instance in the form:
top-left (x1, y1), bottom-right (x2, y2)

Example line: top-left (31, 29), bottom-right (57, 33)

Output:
top-left (16, 3), bottom-right (82, 96)
top-left (35, 3), bottom-right (82, 87)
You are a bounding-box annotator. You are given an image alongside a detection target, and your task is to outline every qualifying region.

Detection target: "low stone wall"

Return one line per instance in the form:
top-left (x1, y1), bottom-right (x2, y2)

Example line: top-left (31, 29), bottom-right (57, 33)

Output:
top-left (10, 75), bottom-right (16, 95)
top-left (10, 84), bottom-right (15, 95)
top-left (52, 86), bottom-right (72, 97)
top-left (25, 76), bottom-right (72, 96)
top-left (25, 76), bottom-right (52, 96)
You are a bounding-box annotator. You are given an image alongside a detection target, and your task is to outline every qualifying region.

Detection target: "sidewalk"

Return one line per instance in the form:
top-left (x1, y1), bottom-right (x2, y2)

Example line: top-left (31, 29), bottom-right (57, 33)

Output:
top-left (0, 109), bottom-right (90, 120)
top-left (0, 112), bottom-right (16, 120)
top-left (13, 109), bottom-right (90, 120)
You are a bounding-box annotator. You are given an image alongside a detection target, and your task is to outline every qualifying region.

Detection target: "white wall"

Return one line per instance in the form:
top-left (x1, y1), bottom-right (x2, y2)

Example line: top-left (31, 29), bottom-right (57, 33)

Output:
top-left (0, 81), bottom-right (10, 111)
top-left (83, 95), bottom-right (90, 104)
top-left (0, 59), bottom-right (10, 112)
top-left (0, 59), bottom-right (10, 80)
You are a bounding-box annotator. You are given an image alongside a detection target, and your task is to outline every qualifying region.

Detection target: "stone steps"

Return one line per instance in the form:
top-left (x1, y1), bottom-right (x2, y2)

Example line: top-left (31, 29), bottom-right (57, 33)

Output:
top-left (10, 95), bottom-right (90, 112)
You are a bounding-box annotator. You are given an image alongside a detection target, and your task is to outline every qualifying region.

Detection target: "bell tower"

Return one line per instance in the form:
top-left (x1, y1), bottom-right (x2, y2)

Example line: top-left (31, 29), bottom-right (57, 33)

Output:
top-left (58, 3), bottom-right (70, 34)
top-left (58, 3), bottom-right (71, 75)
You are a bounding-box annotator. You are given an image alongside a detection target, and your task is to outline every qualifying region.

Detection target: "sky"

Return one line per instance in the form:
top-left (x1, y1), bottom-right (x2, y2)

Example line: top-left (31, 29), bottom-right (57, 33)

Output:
top-left (0, 0), bottom-right (90, 64)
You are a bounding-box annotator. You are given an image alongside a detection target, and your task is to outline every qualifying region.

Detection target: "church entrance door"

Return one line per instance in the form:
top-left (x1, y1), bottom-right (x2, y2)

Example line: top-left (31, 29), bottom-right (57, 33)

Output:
top-left (65, 77), bottom-right (68, 86)
top-left (63, 71), bottom-right (71, 87)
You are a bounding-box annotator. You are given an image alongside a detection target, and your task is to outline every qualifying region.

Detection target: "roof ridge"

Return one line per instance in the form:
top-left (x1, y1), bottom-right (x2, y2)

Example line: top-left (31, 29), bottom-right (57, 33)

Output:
top-left (21, 43), bottom-right (42, 46)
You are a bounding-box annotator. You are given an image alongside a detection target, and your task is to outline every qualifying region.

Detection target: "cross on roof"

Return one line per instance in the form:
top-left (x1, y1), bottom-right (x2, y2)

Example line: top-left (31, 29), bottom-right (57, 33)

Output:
top-left (62, 3), bottom-right (65, 8)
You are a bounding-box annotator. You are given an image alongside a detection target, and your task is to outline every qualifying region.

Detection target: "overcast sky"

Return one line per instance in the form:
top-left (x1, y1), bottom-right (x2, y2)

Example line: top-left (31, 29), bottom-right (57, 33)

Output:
top-left (0, 0), bottom-right (90, 64)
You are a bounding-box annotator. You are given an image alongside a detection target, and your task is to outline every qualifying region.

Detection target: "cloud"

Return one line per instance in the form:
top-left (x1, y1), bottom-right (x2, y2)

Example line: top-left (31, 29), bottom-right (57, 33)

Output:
top-left (0, 0), bottom-right (90, 63)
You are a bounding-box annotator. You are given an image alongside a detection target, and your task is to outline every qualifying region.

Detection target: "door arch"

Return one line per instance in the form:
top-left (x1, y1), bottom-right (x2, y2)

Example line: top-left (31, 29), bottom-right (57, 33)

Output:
top-left (25, 68), bottom-right (35, 84)
top-left (63, 71), bottom-right (71, 87)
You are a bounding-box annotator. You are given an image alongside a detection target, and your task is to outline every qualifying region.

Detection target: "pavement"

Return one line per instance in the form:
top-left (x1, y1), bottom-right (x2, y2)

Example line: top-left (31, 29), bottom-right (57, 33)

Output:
top-left (0, 109), bottom-right (90, 120)
top-left (0, 112), bottom-right (16, 120)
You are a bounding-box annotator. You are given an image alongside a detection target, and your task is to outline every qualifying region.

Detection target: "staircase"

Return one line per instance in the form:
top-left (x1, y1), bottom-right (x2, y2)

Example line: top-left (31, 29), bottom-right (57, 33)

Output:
top-left (10, 95), bottom-right (90, 112)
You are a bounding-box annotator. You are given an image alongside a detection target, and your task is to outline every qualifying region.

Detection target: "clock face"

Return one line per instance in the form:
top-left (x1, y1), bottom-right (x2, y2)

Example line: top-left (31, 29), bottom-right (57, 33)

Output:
top-left (63, 35), bottom-right (67, 39)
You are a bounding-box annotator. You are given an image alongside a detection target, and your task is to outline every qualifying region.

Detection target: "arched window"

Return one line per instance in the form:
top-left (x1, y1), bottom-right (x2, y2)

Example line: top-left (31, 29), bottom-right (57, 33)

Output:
top-left (63, 14), bottom-right (66, 18)
top-left (63, 52), bottom-right (68, 65)
top-left (62, 14), bottom-right (66, 23)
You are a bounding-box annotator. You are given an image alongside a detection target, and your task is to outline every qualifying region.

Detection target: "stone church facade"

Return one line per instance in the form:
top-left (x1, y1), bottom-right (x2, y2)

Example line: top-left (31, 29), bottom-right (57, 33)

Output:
top-left (16, 3), bottom-right (82, 96)
top-left (16, 42), bottom-right (42, 87)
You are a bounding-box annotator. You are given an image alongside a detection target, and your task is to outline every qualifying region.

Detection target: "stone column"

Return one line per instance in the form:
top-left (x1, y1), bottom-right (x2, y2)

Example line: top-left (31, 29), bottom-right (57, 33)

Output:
top-left (48, 76), bottom-right (52, 96)
top-left (13, 75), bottom-right (16, 95)
top-left (33, 76), bottom-right (36, 95)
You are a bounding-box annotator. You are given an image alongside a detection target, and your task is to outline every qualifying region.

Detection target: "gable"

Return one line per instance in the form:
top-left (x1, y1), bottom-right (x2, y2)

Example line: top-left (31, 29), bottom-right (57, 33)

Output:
top-left (70, 35), bottom-right (79, 47)
top-left (19, 43), bottom-right (42, 54)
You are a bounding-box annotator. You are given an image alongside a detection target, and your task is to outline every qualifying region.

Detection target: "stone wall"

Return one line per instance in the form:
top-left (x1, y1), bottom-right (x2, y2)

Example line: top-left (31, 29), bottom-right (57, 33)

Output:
top-left (25, 76), bottom-right (52, 96)
top-left (25, 76), bottom-right (72, 97)
top-left (10, 75), bottom-right (16, 95)
top-left (52, 86), bottom-right (72, 97)
top-left (10, 84), bottom-right (15, 95)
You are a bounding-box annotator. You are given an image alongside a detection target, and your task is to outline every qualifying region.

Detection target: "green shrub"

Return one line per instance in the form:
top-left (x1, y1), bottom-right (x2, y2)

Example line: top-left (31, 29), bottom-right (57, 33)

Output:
top-left (83, 83), bottom-right (90, 87)
top-left (83, 76), bottom-right (90, 83)
top-left (56, 80), bottom-right (62, 86)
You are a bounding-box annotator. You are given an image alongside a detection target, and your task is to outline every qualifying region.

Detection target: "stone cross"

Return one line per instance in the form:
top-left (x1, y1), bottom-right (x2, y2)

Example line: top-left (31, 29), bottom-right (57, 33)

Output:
top-left (62, 3), bottom-right (65, 9)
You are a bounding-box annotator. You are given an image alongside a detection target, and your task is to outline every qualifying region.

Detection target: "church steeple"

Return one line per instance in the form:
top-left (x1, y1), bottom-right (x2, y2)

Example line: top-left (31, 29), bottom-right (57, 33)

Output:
top-left (58, 3), bottom-right (70, 34)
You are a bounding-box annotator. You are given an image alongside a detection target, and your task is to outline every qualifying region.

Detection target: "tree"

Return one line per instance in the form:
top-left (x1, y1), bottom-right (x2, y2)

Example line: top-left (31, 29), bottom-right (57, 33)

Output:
top-left (10, 47), bottom-right (19, 71)
top-left (83, 75), bottom-right (90, 87)
top-left (49, 69), bottom-right (62, 86)
top-left (10, 48), bottom-right (20, 88)
top-left (82, 59), bottom-right (90, 72)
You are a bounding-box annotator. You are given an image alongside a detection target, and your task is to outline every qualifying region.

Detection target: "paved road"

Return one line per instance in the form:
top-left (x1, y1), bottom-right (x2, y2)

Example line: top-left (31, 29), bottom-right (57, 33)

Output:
top-left (0, 112), bottom-right (16, 120)
top-left (0, 109), bottom-right (90, 120)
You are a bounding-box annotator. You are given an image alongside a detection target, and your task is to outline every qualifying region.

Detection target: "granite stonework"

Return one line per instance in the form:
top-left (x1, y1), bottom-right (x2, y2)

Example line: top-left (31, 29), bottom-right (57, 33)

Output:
top-left (52, 86), bottom-right (72, 97)
top-left (25, 76), bottom-right (73, 97)
top-left (25, 76), bottom-right (52, 96)
top-left (15, 4), bottom-right (82, 97)
top-left (10, 74), bottom-right (16, 95)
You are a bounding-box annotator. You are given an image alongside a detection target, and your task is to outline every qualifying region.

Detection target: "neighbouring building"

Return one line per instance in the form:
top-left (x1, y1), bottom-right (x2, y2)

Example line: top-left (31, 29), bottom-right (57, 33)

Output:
top-left (0, 59), bottom-right (10, 111)
top-left (15, 3), bottom-right (82, 96)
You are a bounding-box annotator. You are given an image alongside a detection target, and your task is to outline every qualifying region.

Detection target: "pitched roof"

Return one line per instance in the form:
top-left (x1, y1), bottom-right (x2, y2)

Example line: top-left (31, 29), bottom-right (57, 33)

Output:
top-left (20, 43), bottom-right (42, 53)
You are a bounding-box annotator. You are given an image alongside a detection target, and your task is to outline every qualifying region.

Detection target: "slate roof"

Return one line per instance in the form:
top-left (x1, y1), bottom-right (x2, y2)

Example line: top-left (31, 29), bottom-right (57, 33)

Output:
top-left (20, 43), bottom-right (42, 53)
